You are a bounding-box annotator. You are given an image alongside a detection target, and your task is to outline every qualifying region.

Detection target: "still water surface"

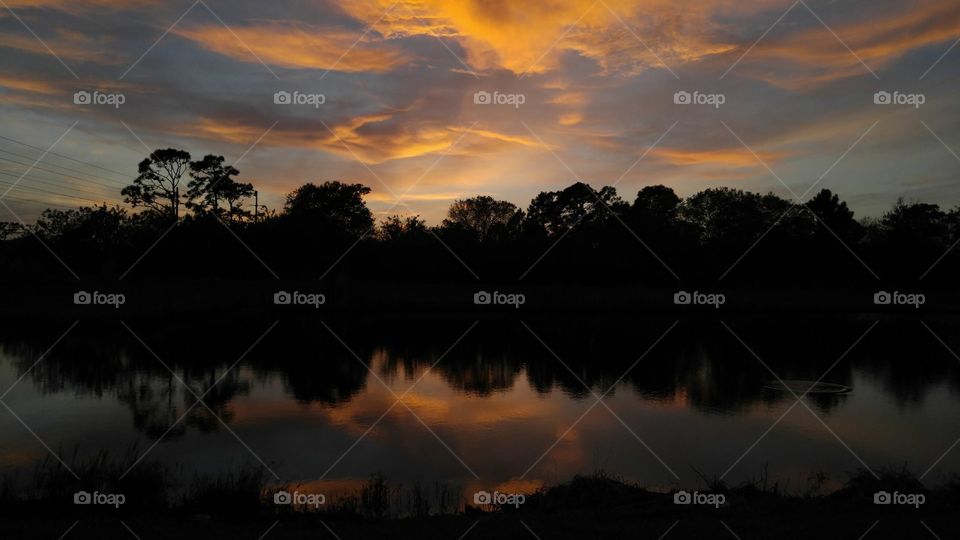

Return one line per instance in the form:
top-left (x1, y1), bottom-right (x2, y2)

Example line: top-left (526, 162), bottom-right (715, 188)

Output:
top-left (1, 317), bottom-right (958, 499)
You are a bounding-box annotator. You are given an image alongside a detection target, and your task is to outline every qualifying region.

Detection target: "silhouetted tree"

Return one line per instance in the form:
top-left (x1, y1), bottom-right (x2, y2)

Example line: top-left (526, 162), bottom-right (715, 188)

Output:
top-left (6, 167), bottom-right (960, 287)
top-left (947, 207), bottom-right (960, 243)
top-left (255, 204), bottom-right (276, 222)
top-left (379, 215), bottom-right (428, 242)
top-left (442, 196), bottom-right (522, 241)
top-left (0, 222), bottom-right (24, 240)
top-left (186, 155), bottom-right (254, 222)
top-left (33, 205), bottom-right (128, 250)
top-left (525, 182), bottom-right (626, 236)
top-left (680, 188), bottom-right (785, 244)
top-left (882, 199), bottom-right (948, 244)
top-left (632, 185), bottom-right (680, 222)
top-left (121, 148), bottom-right (191, 219)
top-left (806, 189), bottom-right (861, 241)
top-left (283, 181), bottom-right (373, 236)
top-left (629, 185), bottom-right (682, 238)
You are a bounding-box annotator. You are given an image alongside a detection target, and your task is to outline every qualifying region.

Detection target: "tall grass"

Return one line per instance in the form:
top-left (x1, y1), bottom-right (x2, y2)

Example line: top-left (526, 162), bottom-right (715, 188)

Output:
top-left (306, 473), bottom-right (462, 518)
top-left (2, 453), bottom-right (958, 519)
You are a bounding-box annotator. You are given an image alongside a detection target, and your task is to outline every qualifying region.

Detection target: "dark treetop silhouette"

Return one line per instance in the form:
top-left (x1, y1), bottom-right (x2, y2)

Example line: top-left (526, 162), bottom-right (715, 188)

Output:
top-left (1, 147), bottom-right (959, 288)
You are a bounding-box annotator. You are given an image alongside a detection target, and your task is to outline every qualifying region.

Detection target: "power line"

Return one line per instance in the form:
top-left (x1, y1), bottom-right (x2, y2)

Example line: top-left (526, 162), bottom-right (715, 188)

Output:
top-left (0, 146), bottom-right (129, 187)
top-left (0, 168), bottom-right (122, 200)
top-left (0, 133), bottom-right (131, 180)
top-left (0, 194), bottom-right (75, 208)
top-left (0, 184), bottom-right (110, 205)
top-left (0, 175), bottom-right (120, 205)
top-left (0, 153), bottom-right (128, 190)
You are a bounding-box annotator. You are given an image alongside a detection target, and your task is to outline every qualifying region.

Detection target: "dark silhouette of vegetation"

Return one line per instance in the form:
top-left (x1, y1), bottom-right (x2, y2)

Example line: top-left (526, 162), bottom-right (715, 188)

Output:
top-left (121, 148), bottom-right (192, 219)
top-left (525, 181), bottom-right (626, 237)
top-left (1, 146), bottom-right (959, 288)
top-left (443, 195), bottom-right (522, 242)
top-left (2, 457), bottom-right (959, 539)
top-left (282, 181), bottom-right (373, 235)
top-left (185, 154), bottom-right (254, 222)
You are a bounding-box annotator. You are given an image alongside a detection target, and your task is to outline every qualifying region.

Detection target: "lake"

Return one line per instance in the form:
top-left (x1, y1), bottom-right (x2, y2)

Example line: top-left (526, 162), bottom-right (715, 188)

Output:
top-left (1, 315), bottom-right (958, 502)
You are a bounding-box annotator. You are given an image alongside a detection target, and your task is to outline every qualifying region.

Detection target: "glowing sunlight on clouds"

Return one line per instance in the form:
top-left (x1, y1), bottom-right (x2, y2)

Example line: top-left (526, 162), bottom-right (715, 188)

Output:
top-left (0, 0), bottom-right (958, 221)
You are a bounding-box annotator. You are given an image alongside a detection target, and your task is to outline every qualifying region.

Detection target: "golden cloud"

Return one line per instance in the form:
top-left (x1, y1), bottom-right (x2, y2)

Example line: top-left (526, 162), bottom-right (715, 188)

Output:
top-left (1, 0), bottom-right (158, 9)
top-left (340, 0), bottom-right (737, 75)
top-left (173, 21), bottom-right (414, 73)
top-left (0, 26), bottom-right (133, 66)
top-left (732, 1), bottom-right (960, 87)
top-left (331, 0), bottom-right (960, 82)
top-left (546, 91), bottom-right (589, 106)
top-left (651, 147), bottom-right (788, 168)
top-left (558, 113), bottom-right (583, 126)
top-left (366, 191), bottom-right (468, 204)
top-left (6, 0), bottom-right (956, 85)
top-left (0, 74), bottom-right (60, 94)
top-left (184, 114), bottom-right (541, 165)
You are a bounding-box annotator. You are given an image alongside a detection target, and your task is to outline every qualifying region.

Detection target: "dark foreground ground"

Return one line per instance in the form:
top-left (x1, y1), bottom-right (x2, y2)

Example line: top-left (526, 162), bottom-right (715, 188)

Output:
top-left (1, 474), bottom-right (957, 539)
top-left (1, 512), bottom-right (952, 540)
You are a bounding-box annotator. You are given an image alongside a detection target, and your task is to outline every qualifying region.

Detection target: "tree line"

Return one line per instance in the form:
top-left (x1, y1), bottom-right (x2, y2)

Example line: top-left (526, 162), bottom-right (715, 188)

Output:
top-left (1, 147), bottom-right (959, 286)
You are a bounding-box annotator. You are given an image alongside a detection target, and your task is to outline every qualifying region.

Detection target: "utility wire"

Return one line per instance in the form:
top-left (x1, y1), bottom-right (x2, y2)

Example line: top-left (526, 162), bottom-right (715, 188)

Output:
top-left (0, 187), bottom-right (110, 205)
top-left (1, 194), bottom-right (74, 208)
top-left (0, 176), bottom-right (120, 205)
top-left (0, 133), bottom-right (131, 179)
top-left (0, 154), bottom-right (129, 190)
top-left (0, 168), bottom-right (123, 199)
top-left (0, 147), bottom-right (129, 187)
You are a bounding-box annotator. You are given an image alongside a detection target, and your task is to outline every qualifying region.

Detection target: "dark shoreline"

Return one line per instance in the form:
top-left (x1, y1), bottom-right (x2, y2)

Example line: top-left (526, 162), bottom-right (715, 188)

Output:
top-left (4, 279), bottom-right (956, 319)
top-left (1, 471), bottom-right (957, 539)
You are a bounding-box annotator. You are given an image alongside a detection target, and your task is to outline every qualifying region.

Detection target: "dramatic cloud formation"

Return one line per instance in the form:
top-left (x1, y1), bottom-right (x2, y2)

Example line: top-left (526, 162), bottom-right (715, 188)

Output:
top-left (0, 0), bottom-right (957, 222)
top-left (173, 22), bottom-right (415, 73)
top-left (735, 0), bottom-right (960, 88)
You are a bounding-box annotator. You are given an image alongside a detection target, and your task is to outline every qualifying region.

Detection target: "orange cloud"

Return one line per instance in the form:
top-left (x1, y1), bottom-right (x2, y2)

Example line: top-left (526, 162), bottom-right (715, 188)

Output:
top-left (7, 0), bottom-right (955, 86)
top-left (173, 22), bottom-right (414, 73)
top-left (1, 0), bottom-right (158, 9)
top-left (339, 0), bottom-right (742, 75)
top-left (367, 191), bottom-right (468, 203)
top-left (735, 1), bottom-right (960, 87)
top-left (0, 71), bottom-right (139, 114)
top-left (458, 127), bottom-right (540, 149)
top-left (651, 147), bottom-right (788, 168)
top-left (0, 28), bottom-right (127, 65)
top-left (330, 121), bottom-right (543, 163)
top-left (558, 113), bottom-right (583, 126)
top-left (184, 113), bottom-right (541, 165)
top-left (0, 75), bottom-right (60, 94)
top-left (331, 0), bottom-right (960, 82)
top-left (547, 91), bottom-right (589, 106)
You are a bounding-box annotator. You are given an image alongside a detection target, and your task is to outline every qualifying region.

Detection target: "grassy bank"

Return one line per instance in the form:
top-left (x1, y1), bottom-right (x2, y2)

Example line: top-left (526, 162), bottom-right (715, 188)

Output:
top-left (1, 454), bottom-right (958, 538)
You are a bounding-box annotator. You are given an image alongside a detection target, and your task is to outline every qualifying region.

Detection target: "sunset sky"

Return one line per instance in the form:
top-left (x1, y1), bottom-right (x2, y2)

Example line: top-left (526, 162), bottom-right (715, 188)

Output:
top-left (0, 0), bottom-right (958, 223)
